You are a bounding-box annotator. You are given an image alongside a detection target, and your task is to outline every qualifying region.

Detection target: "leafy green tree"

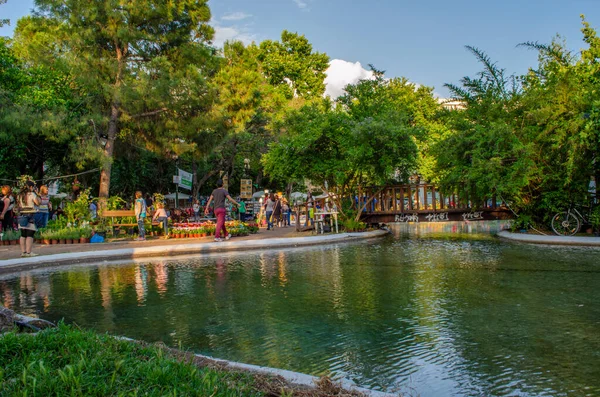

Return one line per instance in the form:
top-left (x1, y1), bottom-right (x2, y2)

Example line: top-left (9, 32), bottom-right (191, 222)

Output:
top-left (0, 0), bottom-right (9, 28)
top-left (14, 0), bottom-right (217, 199)
top-left (263, 72), bottom-right (421, 220)
top-left (0, 37), bottom-right (89, 181)
top-left (258, 30), bottom-right (330, 100)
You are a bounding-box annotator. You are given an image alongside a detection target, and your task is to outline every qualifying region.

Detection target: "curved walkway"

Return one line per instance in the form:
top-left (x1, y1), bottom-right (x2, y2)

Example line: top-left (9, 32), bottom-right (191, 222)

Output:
top-left (0, 229), bottom-right (389, 274)
top-left (498, 230), bottom-right (600, 246)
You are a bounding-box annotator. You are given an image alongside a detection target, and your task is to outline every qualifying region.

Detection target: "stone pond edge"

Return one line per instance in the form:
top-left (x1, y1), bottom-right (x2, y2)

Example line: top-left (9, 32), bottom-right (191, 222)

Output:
top-left (0, 229), bottom-right (390, 274)
top-left (497, 230), bottom-right (600, 246)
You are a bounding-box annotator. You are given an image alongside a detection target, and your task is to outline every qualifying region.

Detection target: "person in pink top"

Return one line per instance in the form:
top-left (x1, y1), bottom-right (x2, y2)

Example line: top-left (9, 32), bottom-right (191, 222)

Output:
top-left (204, 179), bottom-right (239, 242)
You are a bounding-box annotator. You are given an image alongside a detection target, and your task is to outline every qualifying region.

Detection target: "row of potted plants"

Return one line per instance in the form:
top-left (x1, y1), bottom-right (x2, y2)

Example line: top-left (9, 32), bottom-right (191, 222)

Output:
top-left (0, 231), bottom-right (20, 245)
top-left (36, 227), bottom-right (94, 245)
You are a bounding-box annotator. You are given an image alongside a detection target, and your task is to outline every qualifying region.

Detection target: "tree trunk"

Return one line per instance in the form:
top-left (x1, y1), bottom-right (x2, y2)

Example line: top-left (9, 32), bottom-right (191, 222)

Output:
top-left (99, 45), bottom-right (125, 202)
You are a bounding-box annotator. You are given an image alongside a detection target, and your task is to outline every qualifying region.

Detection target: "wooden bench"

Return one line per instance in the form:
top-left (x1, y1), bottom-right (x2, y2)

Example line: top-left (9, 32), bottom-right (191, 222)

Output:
top-left (101, 210), bottom-right (160, 234)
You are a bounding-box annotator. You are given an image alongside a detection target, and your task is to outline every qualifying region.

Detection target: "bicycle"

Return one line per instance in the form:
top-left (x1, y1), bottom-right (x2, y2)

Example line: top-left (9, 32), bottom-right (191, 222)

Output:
top-left (551, 202), bottom-right (596, 236)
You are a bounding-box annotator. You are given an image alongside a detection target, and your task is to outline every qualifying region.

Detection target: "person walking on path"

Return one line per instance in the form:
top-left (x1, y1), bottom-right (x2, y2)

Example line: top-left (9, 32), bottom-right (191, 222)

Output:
top-left (34, 185), bottom-right (51, 229)
top-left (272, 195), bottom-right (282, 228)
top-left (282, 199), bottom-right (290, 227)
top-left (1, 186), bottom-right (16, 232)
top-left (204, 179), bottom-right (239, 242)
top-left (152, 202), bottom-right (170, 238)
top-left (264, 193), bottom-right (276, 230)
top-left (17, 180), bottom-right (41, 257)
top-left (134, 191), bottom-right (147, 241)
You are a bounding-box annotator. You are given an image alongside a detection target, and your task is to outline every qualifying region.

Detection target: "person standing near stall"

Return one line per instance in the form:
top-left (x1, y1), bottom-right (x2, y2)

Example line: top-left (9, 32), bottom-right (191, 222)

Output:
top-left (17, 181), bottom-right (41, 257)
top-left (204, 179), bottom-right (239, 242)
top-left (134, 191), bottom-right (147, 241)
top-left (1, 186), bottom-right (16, 232)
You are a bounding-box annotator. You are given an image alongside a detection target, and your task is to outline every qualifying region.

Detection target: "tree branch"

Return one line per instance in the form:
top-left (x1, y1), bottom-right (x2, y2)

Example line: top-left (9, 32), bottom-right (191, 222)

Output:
top-left (130, 108), bottom-right (168, 118)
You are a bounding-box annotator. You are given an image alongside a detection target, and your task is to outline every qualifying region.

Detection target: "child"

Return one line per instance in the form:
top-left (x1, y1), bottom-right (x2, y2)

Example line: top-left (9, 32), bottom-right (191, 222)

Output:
top-left (152, 202), bottom-right (169, 238)
top-left (134, 191), bottom-right (147, 241)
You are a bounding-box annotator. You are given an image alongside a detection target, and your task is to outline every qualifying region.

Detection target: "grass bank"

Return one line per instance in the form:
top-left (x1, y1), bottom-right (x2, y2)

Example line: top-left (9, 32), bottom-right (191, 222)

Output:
top-left (0, 324), bottom-right (367, 396)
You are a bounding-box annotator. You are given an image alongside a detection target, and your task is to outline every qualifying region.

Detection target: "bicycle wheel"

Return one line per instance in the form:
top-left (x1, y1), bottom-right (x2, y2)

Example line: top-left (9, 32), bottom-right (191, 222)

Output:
top-left (551, 211), bottom-right (580, 236)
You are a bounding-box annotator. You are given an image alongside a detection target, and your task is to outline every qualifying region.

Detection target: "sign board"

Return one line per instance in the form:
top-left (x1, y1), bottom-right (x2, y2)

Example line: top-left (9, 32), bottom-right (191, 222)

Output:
top-left (172, 175), bottom-right (181, 184)
top-left (240, 179), bottom-right (253, 199)
top-left (222, 174), bottom-right (229, 191)
top-left (178, 168), bottom-right (193, 190)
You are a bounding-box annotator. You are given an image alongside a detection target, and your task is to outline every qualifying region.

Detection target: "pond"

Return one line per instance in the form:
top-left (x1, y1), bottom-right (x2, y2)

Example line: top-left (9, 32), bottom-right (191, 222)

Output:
top-left (2, 222), bottom-right (600, 396)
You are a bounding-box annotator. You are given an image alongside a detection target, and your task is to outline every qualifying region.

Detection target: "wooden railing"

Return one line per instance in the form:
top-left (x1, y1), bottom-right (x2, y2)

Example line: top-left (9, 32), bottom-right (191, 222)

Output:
top-left (359, 184), bottom-right (500, 213)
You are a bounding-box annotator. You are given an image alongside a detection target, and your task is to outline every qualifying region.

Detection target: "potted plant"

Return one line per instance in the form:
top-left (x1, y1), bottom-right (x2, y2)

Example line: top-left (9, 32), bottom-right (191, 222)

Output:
top-left (80, 227), bottom-right (92, 243)
top-left (10, 231), bottom-right (19, 245)
top-left (42, 230), bottom-right (51, 245)
top-left (51, 230), bottom-right (59, 245)
top-left (65, 229), bottom-right (73, 244)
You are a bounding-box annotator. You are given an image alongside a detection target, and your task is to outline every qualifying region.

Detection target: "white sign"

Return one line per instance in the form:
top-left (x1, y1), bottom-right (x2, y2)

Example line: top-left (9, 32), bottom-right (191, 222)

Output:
top-left (178, 168), bottom-right (193, 190)
top-left (172, 175), bottom-right (181, 184)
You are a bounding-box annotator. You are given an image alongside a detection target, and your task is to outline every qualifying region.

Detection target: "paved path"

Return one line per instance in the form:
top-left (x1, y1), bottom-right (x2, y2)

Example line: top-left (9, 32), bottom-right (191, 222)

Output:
top-left (497, 230), bottom-right (600, 246)
top-left (0, 227), bottom-right (300, 261)
top-left (0, 228), bottom-right (389, 274)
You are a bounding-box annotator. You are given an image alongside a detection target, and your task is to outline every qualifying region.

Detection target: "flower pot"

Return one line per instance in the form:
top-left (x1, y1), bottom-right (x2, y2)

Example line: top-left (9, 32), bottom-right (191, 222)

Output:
top-left (66, 239), bottom-right (73, 244)
top-left (59, 239), bottom-right (66, 244)
top-left (43, 239), bottom-right (50, 245)
top-left (80, 237), bottom-right (89, 244)
top-left (73, 238), bottom-right (80, 244)
top-left (10, 240), bottom-right (17, 245)
top-left (51, 239), bottom-right (59, 245)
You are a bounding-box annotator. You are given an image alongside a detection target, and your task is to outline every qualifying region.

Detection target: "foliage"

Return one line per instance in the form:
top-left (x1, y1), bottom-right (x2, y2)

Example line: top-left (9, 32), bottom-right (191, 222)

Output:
top-left (341, 218), bottom-right (366, 232)
top-left (263, 68), bottom-right (424, 220)
top-left (0, 323), bottom-right (262, 396)
top-left (13, 0), bottom-right (218, 198)
top-left (434, 19), bottom-right (600, 222)
top-left (258, 30), bottom-right (330, 100)
top-left (63, 188), bottom-right (92, 224)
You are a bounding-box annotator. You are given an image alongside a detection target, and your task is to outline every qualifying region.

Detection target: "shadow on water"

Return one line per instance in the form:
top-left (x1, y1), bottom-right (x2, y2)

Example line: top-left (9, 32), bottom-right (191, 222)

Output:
top-left (1, 222), bottom-right (600, 397)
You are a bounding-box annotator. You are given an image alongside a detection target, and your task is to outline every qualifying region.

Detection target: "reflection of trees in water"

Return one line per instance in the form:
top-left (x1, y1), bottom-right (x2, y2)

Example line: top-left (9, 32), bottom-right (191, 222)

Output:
top-left (1, 243), bottom-right (599, 395)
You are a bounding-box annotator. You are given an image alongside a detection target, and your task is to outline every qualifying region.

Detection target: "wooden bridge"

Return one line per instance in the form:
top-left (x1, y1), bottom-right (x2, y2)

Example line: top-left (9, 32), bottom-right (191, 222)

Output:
top-left (358, 184), bottom-right (512, 224)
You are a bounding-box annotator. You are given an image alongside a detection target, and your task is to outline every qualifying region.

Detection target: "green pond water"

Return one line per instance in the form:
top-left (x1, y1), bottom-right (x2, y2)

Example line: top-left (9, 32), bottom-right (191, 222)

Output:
top-left (1, 223), bottom-right (600, 396)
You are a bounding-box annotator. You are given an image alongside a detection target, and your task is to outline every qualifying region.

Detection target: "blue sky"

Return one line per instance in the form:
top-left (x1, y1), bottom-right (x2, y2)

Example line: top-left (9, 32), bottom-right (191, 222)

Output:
top-left (2, 0), bottom-right (600, 97)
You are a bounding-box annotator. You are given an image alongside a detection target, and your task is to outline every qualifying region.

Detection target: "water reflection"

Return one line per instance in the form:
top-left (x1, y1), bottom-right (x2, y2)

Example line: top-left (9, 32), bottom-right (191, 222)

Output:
top-left (1, 231), bottom-right (600, 397)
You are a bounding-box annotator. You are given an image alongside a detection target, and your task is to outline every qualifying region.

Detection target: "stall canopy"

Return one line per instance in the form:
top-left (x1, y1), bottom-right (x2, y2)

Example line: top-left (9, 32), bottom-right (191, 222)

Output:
top-left (290, 192), bottom-right (307, 200)
top-left (165, 193), bottom-right (191, 200)
top-left (252, 191), bottom-right (266, 199)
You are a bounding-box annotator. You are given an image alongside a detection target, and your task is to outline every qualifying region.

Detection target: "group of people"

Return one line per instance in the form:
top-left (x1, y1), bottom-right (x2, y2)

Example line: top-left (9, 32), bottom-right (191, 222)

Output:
top-left (263, 193), bottom-right (291, 230)
top-left (0, 181), bottom-right (52, 257)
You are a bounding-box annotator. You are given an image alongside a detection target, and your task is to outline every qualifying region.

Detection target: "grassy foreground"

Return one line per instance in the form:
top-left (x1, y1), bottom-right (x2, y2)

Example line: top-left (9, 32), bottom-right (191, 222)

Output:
top-left (0, 323), bottom-right (263, 396)
top-left (0, 324), bottom-right (368, 397)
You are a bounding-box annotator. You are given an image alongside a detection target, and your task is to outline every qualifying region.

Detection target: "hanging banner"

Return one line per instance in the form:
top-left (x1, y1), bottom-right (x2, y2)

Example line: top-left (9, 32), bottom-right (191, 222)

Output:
top-left (178, 168), bottom-right (193, 190)
top-left (240, 179), bottom-right (253, 199)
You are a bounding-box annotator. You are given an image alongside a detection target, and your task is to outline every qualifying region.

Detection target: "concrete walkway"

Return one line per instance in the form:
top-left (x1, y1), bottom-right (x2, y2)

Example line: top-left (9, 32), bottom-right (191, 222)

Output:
top-left (497, 230), bottom-right (600, 246)
top-left (0, 229), bottom-right (389, 274)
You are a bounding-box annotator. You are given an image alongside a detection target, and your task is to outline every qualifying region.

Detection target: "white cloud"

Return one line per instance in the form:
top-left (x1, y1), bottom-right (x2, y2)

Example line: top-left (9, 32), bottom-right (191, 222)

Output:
top-left (324, 59), bottom-right (374, 99)
top-left (221, 12), bottom-right (252, 21)
top-left (293, 0), bottom-right (308, 9)
top-left (211, 21), bottom-right (257, 48)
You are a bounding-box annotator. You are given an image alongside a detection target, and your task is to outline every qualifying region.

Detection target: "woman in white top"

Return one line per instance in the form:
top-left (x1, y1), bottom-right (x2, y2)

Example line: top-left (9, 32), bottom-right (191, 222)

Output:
top-left (17, 180), bottom-right (41, 257)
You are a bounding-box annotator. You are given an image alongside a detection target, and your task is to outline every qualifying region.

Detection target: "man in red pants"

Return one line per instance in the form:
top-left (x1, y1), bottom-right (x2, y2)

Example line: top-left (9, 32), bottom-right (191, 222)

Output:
top-left (204, 179), bottom-right (240, 242)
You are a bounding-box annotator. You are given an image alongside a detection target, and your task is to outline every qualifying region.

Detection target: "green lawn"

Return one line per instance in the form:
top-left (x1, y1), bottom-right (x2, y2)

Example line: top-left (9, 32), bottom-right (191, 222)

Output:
top-left (0, 324), bottom-right (263, 396)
